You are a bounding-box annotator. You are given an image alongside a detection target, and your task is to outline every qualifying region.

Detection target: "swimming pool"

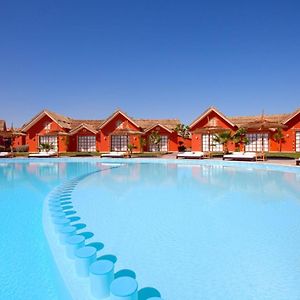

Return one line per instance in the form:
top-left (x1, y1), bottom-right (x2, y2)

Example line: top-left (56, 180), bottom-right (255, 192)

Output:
top-left (1, 159), bottom-right (300, 299)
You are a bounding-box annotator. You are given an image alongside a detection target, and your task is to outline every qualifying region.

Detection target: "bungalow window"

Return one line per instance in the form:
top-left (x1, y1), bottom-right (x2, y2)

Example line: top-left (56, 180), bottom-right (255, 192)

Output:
top-left (296, 132), bottom-right (300, 152)
top-left (39, 136), bottom-right (57, 151)
top-left (202, 134), bottom-right (222, 152)
top-left (78, 136), bottom-right (96, 152)
top-left (149, 135), bottom-right (168, 152)
top-left (245, 133), bottom-right (269, 152)
top-left (111, 135), bottom-right (128, 151)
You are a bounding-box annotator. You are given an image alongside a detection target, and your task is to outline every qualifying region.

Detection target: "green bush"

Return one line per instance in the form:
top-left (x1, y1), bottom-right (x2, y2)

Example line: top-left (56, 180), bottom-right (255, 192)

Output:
top-left (178, 145), bottom-right (186, 152)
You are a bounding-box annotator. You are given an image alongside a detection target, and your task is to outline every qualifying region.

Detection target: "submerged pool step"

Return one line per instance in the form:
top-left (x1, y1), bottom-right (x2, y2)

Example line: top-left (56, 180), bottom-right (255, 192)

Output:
top-left (75, 246), bottom-right (97, 277)
top-left (66, 234), bottom-right (86, 259)
top-left (110, 276), bottom-right (138, 300)
top-left (58, 225), bottom-right (77, 244)
top-left (47, 173), bottom-right (163, 300)
top-left (90, 260), bottom-right (114, 299)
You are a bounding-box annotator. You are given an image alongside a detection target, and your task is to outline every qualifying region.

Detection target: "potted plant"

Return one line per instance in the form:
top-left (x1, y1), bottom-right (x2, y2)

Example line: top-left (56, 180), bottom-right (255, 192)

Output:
top-left (39, 142), bottom-right (53, 152)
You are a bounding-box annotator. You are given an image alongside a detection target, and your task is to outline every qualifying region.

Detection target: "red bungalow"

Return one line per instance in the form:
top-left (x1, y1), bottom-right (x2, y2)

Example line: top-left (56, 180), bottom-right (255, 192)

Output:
top-left (229, 109), bottom-right (300, 153)
top-left (141, 122), bottom-right (179, 152)
top-left (21, 109), bottom-right (184, 153)
top-left (22, 110), bottom-right (73, 153)
top-left (189, 107), bottom-right (237, 153)
top-left (98, 110), bottom-right (143, 153)
top-left (98, 110), bottom-right (183, 152)
top-left (68, 122), bottom-right (101, 152)
top-left (190, 107), bottom-right (300, 153)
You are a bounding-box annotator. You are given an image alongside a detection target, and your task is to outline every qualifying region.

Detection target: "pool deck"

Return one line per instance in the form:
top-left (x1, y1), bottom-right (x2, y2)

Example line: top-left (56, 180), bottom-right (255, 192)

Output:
top-left (163, 153), bottom-right (299, 167)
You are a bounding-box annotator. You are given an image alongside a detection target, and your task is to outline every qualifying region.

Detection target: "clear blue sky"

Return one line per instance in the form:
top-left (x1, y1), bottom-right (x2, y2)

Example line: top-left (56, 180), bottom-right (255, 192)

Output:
top-left (1, 0), bottom-right (299, 127)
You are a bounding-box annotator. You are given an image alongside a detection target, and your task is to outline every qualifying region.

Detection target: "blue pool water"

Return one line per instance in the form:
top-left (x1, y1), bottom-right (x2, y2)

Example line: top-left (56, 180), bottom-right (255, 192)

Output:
top-left (72, 161), bottom-right (300, 300)
top-left (0, 160), bottom-right (100, 300)
top-left (1, 159), bottom-right (300, 300)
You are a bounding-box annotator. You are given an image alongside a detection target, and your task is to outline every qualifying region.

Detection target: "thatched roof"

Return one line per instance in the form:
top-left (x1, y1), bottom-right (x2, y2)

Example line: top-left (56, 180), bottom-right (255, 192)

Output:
top-left (70, 119), bottom-right (104, 131)
top-left (22, 109), bottom-right (73, 131)
top-left (20, 109), bottom-right (180, 135)
top-left (228, 113), bottom-right (290, 127)
top-left (134, 119), bottom-right (180, 131)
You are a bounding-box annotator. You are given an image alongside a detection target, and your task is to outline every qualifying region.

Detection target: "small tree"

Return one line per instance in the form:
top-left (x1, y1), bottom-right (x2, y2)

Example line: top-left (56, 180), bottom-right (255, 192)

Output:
top-left (149, 131), bottom-right (161, 152)
top-left (273, 127), bottom-right (284, 152)
top-left (212, 131), bottom-right (232, 154)
top-left (127, 143), bottom-right (136, 156)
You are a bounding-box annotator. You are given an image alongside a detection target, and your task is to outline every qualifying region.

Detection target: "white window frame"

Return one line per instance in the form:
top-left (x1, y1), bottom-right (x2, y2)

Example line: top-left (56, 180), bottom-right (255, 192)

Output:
top-left (245, 133), bottom-right (269, 152)
top-left (202, 134), bottom-right (222, 152)
top-left (111, 135), bottom-right (128, 151)
top-left (39, 135), bottom-right (57, 152)
top-left (77, 136), bottom-right (96, 152)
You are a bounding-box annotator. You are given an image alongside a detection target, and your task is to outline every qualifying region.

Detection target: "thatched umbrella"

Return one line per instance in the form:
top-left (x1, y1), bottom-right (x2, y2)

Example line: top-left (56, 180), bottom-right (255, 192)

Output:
top-left (243, 119), bottom-right (287, 131)
top-left (110, 128), bottom-right (143, 135)
top-left (243, 117), bottom-right (287, 159)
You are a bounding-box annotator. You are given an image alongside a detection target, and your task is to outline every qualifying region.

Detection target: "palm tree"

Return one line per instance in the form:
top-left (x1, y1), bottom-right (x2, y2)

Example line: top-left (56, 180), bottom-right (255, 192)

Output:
top-left (139, 137), bottom-right (146, 153)
top-left (149, 131), bottom-right (162, 152)
top-left (212, 131), bottom-right (232, 154)
top-left (273, 127), bottom-right (284, 152)
top-left (174, 124), bottom-right (190, 139)
top-left (232, 128), bottom-right (249, 151)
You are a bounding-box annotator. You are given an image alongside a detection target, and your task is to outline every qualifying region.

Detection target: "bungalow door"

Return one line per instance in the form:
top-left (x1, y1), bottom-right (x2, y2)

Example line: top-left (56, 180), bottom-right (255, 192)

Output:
top-left (159, 135), bottom-right (168, 151)
top-left (149, 135), bottom-right (168, 152)
top-left (111, 135), bottom-right (128, 151)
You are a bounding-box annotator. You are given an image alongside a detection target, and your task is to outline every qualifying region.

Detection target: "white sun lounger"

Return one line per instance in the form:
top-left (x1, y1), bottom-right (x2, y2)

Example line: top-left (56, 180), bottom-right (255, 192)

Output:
top-left (176, 151), bottom-right (205, 159)
top-left (223, 151), bottom-right (257, 161)
top-left (28, 150), bottom-right (57, 158)
top-left (101, 151), bottom-right (127, 158)
top-left (0, 152), bottom-right (10, 158)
